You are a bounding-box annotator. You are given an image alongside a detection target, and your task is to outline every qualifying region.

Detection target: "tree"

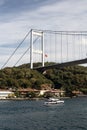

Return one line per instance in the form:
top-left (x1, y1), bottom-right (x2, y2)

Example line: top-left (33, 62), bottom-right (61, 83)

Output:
top-left (26, 91), bottom-right (36, 98)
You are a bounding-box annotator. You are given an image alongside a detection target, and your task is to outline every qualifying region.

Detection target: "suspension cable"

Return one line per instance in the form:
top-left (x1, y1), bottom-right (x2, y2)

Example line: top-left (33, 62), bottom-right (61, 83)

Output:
top-left (55, 33), bottom-right (57, 62)
top-left (61, 32), bottom-right (62, 63)
top-left (13, 36), bottom-right (40, 66)
top-left (33, 29), bottom-right (87, 35)
top-left (14, 47), bottom-right (30, 66)
top-left (66, 32), bottom-right (68, 61)
top-left (1, 30), bottom-right (31, 69)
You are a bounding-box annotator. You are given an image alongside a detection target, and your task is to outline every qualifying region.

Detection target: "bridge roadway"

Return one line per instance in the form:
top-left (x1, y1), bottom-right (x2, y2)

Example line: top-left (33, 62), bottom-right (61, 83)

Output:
top-left (34, 58), bottom-right (87, 72)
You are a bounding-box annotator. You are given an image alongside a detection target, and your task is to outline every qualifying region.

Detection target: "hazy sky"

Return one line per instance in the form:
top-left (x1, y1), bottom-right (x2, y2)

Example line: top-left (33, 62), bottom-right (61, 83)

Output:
top-left (0, 0), bottom-right (87, 68)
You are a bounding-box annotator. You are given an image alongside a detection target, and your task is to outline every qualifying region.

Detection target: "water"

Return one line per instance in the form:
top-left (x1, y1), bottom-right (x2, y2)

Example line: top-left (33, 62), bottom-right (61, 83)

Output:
top-left (0, 97), bottom-right (87, 130)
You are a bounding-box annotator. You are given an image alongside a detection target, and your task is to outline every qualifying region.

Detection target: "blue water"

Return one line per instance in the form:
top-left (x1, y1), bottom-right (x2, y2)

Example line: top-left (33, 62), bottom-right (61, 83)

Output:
top-left (0, 97), bottom-right (87, 130)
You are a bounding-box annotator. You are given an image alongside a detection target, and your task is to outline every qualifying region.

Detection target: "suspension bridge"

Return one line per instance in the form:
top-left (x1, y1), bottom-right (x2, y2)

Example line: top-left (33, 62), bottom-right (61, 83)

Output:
top-left (1, 29), bottom-right (87, 71)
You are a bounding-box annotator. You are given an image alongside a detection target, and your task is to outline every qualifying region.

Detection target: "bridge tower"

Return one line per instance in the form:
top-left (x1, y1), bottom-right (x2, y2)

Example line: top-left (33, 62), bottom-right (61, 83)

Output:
top-left (30, 29), bottom-right (44, 69)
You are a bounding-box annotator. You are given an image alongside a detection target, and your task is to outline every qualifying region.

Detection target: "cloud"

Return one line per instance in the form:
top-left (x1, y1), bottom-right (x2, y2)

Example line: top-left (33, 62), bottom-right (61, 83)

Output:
top-left (0, 0), bottom-right (6, 6)
top-left (0, 0), bottom-right (87, 68)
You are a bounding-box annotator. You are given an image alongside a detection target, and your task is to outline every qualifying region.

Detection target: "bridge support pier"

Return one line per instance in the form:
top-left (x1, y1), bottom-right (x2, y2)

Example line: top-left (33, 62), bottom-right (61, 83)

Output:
top-left (30, 29), bottom-right (44, 69)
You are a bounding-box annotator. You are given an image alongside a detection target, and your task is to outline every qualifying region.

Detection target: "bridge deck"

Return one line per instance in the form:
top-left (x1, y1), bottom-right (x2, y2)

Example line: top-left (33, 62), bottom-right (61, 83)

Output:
top-left (34, 58), bottom-right (87, 72)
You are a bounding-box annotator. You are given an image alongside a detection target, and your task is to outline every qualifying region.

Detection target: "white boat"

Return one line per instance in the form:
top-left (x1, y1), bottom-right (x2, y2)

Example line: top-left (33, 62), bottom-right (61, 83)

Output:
top-left (44, 98), bottom-right (64, 106)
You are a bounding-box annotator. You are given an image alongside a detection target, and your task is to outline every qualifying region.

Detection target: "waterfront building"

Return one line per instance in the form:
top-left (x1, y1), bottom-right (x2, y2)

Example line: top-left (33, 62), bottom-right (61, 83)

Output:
top-left (0, 90), bottom-right (14, 99)
top-left (17, 88), bottom-right (39, 98)
top-left (44, 89), bottom-right (65, 97)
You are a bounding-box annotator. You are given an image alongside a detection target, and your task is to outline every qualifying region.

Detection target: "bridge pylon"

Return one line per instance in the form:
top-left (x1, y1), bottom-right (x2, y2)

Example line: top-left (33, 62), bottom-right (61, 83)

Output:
top-left (30, 29), bottom-right (44, 69)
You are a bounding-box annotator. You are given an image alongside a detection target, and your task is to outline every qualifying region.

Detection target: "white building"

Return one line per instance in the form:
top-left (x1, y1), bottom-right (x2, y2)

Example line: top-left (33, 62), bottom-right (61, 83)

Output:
top-left (0, 91), bottom-right (14, 99)
top-left (39, 90), bottom-right (48, 96)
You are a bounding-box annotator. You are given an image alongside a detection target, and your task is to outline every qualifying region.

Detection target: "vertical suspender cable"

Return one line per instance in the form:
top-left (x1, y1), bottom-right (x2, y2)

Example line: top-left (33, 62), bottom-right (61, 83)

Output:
top-left (79, 34), bottom-right (81, 59)
top-left (84, 34), bottom-right (87, 58)
top-left (81, 32), bottom-right (82, 59)
top-left (66, 32), bottom-right (68, 61)
top-left (72, 33), bottom-right (75, 60)
top-left (61, 32), bottom-right (63, 63)
top-left (85, 34), bottom-right (87, 58)
top-left (55, 33), bottom-right (56, 63)
top-left (49, 33), bottom-right (51, 62)
top-left (78, 34), bottom-right (80, 60)
top-left (74, 32), bottom-right (76, 60)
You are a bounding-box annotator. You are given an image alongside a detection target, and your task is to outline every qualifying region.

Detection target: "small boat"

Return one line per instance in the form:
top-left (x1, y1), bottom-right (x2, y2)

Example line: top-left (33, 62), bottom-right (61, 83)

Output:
top-left (44, 98), bottom-right (64, 106)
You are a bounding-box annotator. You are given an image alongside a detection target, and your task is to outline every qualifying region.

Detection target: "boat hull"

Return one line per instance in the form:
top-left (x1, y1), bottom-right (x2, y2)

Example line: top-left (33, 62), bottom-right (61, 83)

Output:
top-left (44, 99), bottom-right (64, 106)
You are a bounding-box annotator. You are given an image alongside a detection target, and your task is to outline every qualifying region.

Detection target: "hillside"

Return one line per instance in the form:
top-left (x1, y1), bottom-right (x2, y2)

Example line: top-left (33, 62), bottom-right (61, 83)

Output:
top-left (0, 66), bottom-right (53, 90)
top-left (44, 65), bottom-right (87, 95)
top-left (0, 64), bottom-right (87, 95)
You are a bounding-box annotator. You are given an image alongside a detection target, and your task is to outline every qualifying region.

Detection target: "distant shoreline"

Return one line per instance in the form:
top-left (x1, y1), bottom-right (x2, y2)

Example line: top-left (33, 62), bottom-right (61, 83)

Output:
top-left (0, 95), bottom-right (87, 101)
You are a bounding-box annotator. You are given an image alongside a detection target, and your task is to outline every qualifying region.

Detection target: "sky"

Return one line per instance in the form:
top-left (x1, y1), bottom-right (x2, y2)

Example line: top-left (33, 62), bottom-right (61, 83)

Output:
top-left (0, 0), bottom-right (87, 68)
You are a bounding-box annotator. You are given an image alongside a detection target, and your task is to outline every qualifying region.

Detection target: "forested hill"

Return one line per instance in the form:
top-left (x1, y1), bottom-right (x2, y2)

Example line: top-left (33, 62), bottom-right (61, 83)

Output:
top-left (0, 64), bottom-right (87, 94)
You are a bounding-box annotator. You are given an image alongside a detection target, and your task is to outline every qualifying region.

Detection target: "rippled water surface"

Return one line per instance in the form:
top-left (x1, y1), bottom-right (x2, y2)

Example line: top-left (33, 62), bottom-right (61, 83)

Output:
top-left (0, 97), bottom-right (87, 130)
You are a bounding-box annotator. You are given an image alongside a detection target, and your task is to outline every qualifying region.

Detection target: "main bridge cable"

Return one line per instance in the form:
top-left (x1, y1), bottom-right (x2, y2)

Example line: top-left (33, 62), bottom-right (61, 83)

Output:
top-left (1, 30), bottom-right (31, 69)
top-left (14, 36), bottom-right (40, 66)
top-left (33, 29), bottom-right (87, 35)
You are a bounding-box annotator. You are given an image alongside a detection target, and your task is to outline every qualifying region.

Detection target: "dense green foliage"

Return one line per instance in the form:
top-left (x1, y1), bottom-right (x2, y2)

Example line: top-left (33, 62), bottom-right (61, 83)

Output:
top-left (0, 64), bottom-right (87, 95)
top-left (44, 65), bottom-right (87, 95)
top-left (0, 67), bottom-right (52, 90)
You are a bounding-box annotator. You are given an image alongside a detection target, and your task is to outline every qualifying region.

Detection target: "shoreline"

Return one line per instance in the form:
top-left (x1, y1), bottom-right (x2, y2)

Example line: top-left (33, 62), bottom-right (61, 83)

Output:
top-left (0, 95), bottom-right (87, 101)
